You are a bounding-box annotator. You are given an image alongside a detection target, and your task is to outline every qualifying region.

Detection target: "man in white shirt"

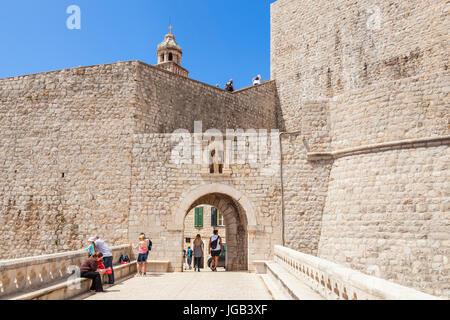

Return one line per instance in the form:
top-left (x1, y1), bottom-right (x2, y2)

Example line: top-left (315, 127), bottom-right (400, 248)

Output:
top-left (94, 236), bottom-right (114, 284)
top-left (208, 230), bottom-right (222, 272)
top-left (252, 74), bottom-right (261, 86)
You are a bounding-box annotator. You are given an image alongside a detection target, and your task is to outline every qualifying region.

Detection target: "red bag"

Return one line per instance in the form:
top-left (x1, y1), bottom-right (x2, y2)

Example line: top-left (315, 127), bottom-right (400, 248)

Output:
top-left (105, 267), bottom-right (112, 275)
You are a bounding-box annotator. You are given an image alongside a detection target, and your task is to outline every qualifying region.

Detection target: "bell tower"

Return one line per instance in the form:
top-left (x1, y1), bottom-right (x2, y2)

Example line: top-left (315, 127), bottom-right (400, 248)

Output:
top-left (155, 26), bottom-right (189, 77)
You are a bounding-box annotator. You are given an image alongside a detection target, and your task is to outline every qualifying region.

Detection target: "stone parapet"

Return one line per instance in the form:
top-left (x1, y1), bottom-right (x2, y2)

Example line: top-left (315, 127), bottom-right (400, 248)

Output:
top-left (273, 246), bottom-right (442, 300)
top-left (0, 244), bottom-right (133, 299)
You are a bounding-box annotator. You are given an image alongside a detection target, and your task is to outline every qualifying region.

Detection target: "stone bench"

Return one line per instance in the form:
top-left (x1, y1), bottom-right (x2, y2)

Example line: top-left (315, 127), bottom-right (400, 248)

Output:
top-left (0, 244), bottom-right (133, 299)
top-left (8, 260), bottom-right (170, 300)
top-left (10, 261), bottom-right (137, 300)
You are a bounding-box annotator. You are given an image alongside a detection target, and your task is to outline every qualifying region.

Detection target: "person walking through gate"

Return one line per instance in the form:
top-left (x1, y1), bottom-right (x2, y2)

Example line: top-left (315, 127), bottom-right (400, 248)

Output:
top-left (186, 247), bottom-right (193, 270)
top-left (209, 229), bottom-right (222, 272)
top-left (80, 252), bottom-right (107, 292)
top-left (183, 249), bottom-right (187, 270)
top-left (193, 234), bottom-right (204, 272)
top-left (94, 236), bottom-right (114, 284)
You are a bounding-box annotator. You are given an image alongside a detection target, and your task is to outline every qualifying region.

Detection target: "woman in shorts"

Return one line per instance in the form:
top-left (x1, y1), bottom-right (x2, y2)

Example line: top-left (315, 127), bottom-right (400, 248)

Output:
top-left (134, 235), bottom-right (149, 277)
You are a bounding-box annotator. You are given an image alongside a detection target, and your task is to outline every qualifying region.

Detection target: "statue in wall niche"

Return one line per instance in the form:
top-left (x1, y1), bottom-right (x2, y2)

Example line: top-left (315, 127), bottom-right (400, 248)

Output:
top-left (208, 137), bottom-right (224, 174)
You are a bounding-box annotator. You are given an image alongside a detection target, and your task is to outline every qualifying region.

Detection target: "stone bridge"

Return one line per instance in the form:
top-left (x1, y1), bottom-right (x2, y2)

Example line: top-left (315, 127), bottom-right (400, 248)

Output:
top-left (0, 245), bottom-right (441, 300)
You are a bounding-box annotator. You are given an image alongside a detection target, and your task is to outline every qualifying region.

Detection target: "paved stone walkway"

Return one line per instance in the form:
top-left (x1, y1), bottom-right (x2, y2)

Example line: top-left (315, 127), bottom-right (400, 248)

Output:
top-left (84, 270), bottom-right (273, 300)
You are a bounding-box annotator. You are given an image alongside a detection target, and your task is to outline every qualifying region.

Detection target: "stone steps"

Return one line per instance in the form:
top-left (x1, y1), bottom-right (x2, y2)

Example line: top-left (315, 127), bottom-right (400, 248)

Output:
top-left (259, 274), bottom-right (292, 300)
top-left (255, 260), bottom-right (324, 300)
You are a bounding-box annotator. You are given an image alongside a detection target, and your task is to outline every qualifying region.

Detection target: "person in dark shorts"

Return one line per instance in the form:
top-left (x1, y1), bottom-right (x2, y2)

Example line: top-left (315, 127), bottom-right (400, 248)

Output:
top-left (140, 233), bottom-right (152, 275)
top-left (134, 235), bottom-right (148, 277)
top-left (209, 230), bottom-right (222, 272)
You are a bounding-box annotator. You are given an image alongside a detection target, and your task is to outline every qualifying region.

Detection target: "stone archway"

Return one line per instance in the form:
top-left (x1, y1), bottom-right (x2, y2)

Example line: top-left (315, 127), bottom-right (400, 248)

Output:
top-left (173, 184), bottom-right (259, 272)
top-left (186, 193), bottom-right (247, 271)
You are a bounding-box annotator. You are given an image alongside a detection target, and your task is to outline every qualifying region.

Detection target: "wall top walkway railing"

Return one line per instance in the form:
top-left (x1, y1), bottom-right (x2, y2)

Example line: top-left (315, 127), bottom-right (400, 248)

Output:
top-left (274, 245), bottom-right (442, 300)
top-left (0, 245), bottom-right (132, 299)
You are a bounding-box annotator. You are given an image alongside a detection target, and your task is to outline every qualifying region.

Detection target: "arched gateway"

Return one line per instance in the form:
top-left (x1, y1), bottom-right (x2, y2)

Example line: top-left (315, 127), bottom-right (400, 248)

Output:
top-left (173, 184), bottom-right (259, 271)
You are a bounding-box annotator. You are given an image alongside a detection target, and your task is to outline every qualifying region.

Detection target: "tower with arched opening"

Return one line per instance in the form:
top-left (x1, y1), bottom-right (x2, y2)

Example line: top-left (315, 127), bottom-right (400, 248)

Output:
top-left (155, 26), bottom-right (189, 77)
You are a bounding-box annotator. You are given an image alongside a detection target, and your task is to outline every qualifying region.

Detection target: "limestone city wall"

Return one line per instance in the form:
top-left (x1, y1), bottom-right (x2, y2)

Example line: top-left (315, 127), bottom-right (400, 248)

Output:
top-left (0, 60), bottom-right (280, 264)
top-left (132, 61), bottom-right (279, 133)
top-left (0, 62), bottom-right (137, 259)
top-left (271, 0), bottom-right (449, 297)
top-left (129, 133), bottom-right (283, 272)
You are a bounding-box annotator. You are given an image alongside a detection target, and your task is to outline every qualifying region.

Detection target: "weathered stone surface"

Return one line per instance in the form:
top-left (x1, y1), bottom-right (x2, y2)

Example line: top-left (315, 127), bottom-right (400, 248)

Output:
top-left (271, 0), bottom-right (449, 297)
top-left (0, 0), bottom-right (448, 300)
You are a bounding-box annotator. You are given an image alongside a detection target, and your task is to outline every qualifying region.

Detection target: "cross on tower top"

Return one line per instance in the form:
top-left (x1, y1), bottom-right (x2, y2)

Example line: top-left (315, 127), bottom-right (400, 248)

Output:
top-left (168, 25), bottom-right (173, 34)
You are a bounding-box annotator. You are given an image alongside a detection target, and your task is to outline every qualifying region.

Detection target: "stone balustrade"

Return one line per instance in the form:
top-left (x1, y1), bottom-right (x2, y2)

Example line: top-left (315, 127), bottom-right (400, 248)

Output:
top-left (0, 245), bottom-right (133, 299)
top-left (273, 246), bottom-right (441, 300)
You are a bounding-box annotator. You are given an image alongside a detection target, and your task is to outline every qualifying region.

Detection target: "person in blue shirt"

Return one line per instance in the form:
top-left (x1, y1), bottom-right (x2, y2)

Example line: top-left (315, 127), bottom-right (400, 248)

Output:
top-left (85, 237), bottom-right (96, 257)
top-left (187, 247), bottom-right (193, 270)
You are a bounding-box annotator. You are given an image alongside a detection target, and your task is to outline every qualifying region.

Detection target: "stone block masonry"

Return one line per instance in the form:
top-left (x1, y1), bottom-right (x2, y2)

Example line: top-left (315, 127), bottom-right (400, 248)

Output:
top-left (132, 61), bottom-right (279, 134)
top-left (271, 0), bottom-right (449, 297)
top-left (0, 62), bottom-right (137, 259)
top-left (129, 133), bottom-right (283, 272)
top-left (0, 0), bottom-right (448, 300)
top-left (0, 61), bottom-right (282, 272)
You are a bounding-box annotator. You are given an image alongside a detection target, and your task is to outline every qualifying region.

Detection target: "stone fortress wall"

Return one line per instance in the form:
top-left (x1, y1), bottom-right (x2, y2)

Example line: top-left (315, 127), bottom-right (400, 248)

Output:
top-left (0, 0), bottom-right (448, 297)
top-left (0, 61), bottom-right (282, 273)
top-left (271, 0), bottom-right (449, 296)
top-left (0, 63), bottom-right (137, 259)
top-left (132, 61), bottom-right (279, 134)
top-left (129, 133), bottom-right (282, 271)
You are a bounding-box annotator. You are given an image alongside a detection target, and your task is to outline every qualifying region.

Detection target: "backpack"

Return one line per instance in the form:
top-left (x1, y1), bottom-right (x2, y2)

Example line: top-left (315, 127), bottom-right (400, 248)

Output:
top-left (119, 254), bottom-right (130, 263)
top-left (211, 236), bottom-right (219, 250)
top-left (147, 238), bottom-right (152, 252)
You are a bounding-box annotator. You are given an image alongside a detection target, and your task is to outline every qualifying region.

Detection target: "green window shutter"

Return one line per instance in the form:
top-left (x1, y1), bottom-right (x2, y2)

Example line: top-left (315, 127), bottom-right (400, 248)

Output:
top-left (199, 207), bottom-right (203, 227)
top-left (211, 207), bottom-right (218, 227)
top-left (194, 208), bottom-right (198, 227)
top-left (195, 207), bottom-right (204, 227)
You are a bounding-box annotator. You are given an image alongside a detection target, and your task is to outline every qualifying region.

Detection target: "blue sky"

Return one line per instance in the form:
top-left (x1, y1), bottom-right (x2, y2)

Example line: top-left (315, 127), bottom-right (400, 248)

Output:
top-left (0, 0), bottom-right (277, 89)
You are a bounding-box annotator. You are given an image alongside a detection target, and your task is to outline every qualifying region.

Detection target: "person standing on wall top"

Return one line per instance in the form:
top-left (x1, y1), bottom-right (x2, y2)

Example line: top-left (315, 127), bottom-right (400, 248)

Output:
top-left (225, 79), bottom-right (234, 92)
top-left (193, 234), bottom-right (204, 272)
top-left (209, 229), bottom-right (222, 272)
top-left (252, 74), bottom-right (261, 85)
top-left (94, 236), bottom-right (114, 284)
